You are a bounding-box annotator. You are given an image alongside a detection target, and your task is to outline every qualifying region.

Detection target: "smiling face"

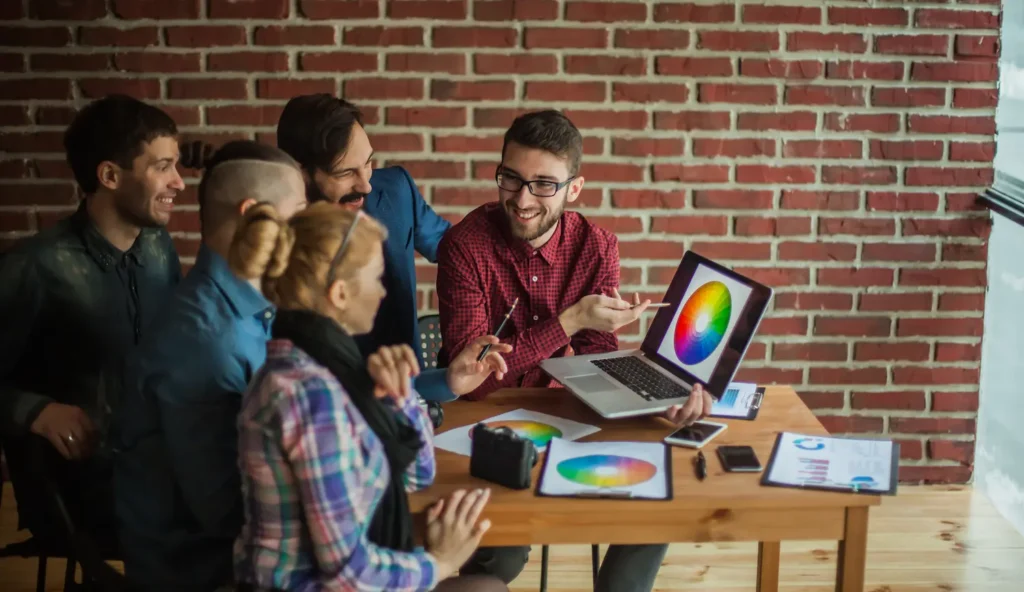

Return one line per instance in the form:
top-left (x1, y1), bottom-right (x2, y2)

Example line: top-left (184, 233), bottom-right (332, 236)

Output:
top-left (109, 135), bottom-right (185, 227)
top-left (497, 141), bottom-right (584, 248)
top-left (309, 122), bottom-right (374, 212)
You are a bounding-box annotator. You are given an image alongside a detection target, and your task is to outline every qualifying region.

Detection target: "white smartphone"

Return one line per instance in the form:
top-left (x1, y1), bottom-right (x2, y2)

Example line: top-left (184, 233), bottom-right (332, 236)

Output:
top-left (663, 420), bottom-right (728, 449)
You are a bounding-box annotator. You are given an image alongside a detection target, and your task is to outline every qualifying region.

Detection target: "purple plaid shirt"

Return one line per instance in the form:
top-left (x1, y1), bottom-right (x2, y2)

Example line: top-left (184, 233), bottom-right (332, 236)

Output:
top-left (234, 338), bottom-right (439, 591)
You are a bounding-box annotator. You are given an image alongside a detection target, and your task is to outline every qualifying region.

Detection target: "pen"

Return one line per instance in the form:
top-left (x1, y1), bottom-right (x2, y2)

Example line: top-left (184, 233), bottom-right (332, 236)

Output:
top-left (477, 297), bottom-right (519, 362)
top-left (695, 451), bottom-right (707, 481)
top-left (632, 302), bottom-right (672, 309)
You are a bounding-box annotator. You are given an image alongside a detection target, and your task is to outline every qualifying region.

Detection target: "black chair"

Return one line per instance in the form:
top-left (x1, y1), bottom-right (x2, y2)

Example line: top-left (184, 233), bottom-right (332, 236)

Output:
top-left (416, 315), bottom-right (600, 590)
top-left (0, 436), bottom-right (61, 592)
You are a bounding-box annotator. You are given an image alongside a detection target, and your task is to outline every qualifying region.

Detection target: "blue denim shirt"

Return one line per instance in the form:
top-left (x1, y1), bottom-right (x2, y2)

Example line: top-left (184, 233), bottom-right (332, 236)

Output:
top-left (114, 245), bottom-right (273, 592)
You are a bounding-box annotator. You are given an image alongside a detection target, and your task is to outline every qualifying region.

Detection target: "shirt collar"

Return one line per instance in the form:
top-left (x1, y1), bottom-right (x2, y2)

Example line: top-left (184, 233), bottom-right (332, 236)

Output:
top-left (491, 204), bottom-right (564, 265)
top-left (71, 201), bottom-right (147, 271)
top-left (194, 244), bottom-right (274, 321)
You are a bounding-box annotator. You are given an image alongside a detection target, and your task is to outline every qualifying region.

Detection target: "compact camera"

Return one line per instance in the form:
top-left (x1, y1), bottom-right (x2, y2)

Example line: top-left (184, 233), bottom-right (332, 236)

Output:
top-left (469, 423), bottom-right (539, 490)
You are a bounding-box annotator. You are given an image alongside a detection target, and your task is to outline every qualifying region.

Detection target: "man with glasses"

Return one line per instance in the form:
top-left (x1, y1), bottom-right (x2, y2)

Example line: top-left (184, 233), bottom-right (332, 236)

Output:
top-left (435, 110), bottom-right (711, 589)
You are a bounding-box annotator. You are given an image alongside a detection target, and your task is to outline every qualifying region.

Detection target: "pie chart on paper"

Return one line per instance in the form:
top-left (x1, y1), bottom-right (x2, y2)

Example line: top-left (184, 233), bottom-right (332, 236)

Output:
top-left (673, 281), bottom-right (732, 365)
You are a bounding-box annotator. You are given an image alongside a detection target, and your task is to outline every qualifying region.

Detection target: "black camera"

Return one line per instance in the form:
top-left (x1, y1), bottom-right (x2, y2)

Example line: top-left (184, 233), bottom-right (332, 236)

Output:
top-left (469, 423), bottom-right (539, 490)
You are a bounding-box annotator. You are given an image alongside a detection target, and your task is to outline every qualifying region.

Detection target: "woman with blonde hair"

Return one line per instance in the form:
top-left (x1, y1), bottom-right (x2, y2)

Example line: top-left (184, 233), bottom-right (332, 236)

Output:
top-left (230, 201), bottom-right (511, 591)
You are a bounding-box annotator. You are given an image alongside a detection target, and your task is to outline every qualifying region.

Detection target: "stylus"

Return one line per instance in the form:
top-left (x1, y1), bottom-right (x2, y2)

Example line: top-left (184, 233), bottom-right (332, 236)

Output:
top-left (695, 451), bottom-right (707, 481)
top-left (633, 302), bottom-right (672, 309)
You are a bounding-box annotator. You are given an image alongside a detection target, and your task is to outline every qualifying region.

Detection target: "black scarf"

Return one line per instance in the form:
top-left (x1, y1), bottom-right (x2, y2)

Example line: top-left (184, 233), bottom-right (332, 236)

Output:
top-left (271, 309), bottom-right (423, 551)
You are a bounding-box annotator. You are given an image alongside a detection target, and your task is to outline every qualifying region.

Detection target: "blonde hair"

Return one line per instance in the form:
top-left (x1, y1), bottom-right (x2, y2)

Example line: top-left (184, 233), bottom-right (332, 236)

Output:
top-left (228, 202), bottom-right (388, 312)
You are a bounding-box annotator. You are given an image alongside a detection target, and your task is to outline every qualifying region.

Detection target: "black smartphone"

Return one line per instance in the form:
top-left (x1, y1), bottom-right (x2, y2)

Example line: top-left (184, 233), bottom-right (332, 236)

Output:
top-left (716, 445), bottom-right (762, 472)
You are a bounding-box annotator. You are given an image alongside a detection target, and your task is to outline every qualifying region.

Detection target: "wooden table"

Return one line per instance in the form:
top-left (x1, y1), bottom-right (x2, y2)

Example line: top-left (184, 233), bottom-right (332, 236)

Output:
top-left (409, 386), bottom-right (881, 592)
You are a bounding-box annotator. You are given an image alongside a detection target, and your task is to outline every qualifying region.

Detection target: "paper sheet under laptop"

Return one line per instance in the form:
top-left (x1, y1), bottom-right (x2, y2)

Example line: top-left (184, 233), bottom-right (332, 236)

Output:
top-left (710, 382), bottom-right (760, 418)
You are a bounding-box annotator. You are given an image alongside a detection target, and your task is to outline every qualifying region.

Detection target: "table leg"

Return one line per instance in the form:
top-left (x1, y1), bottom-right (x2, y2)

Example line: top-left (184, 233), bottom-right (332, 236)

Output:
top-left (756, 541), bottom-right (781, 592)
top-left (835, 506), bottom-right (869, 592)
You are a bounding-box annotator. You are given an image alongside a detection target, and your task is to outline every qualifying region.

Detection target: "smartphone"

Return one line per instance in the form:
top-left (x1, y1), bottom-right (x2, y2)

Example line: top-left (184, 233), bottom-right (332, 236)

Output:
top-left (663, 421), bottom-right (728, 449)
top-left (716, 445), bottom-right (762, 472)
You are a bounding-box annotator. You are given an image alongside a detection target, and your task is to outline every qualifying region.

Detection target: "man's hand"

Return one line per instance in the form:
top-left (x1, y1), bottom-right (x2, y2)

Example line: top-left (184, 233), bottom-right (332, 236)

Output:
top-left (559, 288), bottom-right (650, 336)
top-left (367, 344), bottom-right (420, 406)
top-left (662, 383), bottom-right (715, 426)
top-left (446, 335), bottom-right (513, 396)
top-left (29, 402), bottom-right (97, 460)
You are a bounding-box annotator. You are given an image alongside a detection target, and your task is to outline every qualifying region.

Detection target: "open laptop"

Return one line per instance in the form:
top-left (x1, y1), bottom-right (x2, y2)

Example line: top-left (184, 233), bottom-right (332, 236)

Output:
top-left (540, 251), bottom-right (773, 419)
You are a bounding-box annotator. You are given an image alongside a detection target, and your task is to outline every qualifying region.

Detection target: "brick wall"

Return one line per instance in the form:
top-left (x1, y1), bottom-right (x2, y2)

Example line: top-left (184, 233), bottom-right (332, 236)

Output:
top-left (0, 0), bottom-right (999, 484)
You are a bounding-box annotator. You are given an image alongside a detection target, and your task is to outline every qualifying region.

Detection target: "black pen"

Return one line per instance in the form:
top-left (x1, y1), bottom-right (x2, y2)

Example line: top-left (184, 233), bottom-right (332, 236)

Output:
top-left (695, 451), bottom-right (707, 481)
top-left (477, 297), bottom-right (519, 362)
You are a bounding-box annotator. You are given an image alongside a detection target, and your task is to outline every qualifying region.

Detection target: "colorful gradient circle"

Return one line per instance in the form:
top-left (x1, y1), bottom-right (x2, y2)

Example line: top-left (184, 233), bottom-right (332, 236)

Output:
top-left (674, 281), bottom-right (732, 365)
top-left (482, 421), bottom-right (563, 448)
top-left (556, 455), bottom-right (657, 487)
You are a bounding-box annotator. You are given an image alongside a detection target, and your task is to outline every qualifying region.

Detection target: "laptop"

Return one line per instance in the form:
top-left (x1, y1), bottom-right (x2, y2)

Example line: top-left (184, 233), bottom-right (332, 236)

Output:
top-left (540, 251), bottom-right (773, 419)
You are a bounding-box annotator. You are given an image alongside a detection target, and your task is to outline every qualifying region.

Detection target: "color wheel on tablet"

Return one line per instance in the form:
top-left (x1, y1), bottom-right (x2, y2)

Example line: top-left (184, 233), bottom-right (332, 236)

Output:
top-left (481, 420), bottom-right (563, 447)
top-left (556, 455), bottom-right (657, 487)
top-left (674, 281), bottom-right (732, 365)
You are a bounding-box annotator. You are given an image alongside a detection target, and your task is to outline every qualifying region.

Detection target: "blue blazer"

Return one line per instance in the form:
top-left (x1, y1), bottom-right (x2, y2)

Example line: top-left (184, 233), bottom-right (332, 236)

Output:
top-left (356, 166), bottom-right (455, 402)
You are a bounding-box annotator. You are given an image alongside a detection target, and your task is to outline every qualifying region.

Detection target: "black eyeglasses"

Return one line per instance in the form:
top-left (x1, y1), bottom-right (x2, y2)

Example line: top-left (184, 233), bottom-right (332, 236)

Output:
top-left (495, 170), bottom-right (575, 198)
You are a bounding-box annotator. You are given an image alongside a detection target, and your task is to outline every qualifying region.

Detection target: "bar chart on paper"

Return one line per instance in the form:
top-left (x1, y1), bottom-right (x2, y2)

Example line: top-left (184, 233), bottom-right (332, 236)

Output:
top-left (763, 432), bottom-right (899, 495)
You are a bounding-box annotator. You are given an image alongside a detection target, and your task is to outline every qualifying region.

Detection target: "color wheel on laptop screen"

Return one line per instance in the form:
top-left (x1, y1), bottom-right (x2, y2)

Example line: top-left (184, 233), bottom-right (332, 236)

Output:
top-left (674, 281), bottom-right (732, 364)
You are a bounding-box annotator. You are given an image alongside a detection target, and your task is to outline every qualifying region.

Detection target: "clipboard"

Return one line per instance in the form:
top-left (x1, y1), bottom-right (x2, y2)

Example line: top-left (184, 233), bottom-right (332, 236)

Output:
top-left (709, 385), bottom-right (765, 421)
top-left (534, 438), bottom-right (674, 501)
top-left (759, 432), bottom-right (899, 496)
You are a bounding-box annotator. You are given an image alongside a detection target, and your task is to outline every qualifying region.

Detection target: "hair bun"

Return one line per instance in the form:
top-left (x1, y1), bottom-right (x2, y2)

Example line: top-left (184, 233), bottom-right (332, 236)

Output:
top-left (180, 140), bottom-right (215, 170)
top-left (228, 203), bottom-right (292, 281)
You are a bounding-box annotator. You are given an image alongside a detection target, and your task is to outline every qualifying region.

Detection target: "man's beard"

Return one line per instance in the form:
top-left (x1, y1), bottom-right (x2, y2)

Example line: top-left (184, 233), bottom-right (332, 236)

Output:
top-left (306, 178), bottom-right (366, 207)
top-left (504, 199), bottom-right (564, 242)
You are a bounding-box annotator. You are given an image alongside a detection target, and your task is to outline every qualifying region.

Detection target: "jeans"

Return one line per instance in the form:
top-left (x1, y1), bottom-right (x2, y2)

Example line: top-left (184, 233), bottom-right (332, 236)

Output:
top-left (461, 544), bottom-right (669, 592)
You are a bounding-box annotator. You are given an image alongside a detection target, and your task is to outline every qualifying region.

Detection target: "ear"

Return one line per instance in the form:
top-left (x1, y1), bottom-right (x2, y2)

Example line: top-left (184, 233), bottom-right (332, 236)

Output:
top-left (238, 198), bottom-right (257, 215)
top-left (96, 160), bottom-right (121, 192)
top-left (566, 175), bottom-right (585, 204)
top-left (327, 278), bottom-right (349, 313)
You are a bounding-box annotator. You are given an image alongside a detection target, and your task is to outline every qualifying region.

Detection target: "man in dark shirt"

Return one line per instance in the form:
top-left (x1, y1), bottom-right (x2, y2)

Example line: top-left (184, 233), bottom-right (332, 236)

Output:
top-left (0, 95), bottom-right (183, 548)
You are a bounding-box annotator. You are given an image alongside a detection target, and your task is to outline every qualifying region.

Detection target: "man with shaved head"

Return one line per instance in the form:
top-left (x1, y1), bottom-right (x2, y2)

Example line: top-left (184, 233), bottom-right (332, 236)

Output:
top-left (113, 140), bottom-right (308, 592)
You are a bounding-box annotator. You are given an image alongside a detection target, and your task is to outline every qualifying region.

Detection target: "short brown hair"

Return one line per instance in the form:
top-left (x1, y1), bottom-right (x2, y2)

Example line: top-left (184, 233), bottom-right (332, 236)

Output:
top-left (501, 110), bottom-right (583, 176)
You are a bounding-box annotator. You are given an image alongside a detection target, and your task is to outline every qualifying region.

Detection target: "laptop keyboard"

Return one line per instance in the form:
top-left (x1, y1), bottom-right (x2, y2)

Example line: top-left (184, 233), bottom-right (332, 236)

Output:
top-left (590, 357), bottom-right (689, 401)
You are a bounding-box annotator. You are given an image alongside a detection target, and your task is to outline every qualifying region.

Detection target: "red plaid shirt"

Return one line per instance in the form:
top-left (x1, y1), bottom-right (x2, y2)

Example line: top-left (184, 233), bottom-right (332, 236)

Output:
top-left (436, 203), bottom-right (620, 400)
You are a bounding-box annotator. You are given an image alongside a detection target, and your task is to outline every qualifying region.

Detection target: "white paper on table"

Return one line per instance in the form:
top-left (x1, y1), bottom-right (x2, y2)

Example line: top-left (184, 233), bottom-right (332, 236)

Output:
top-left (432, 409), bottom-right (600, 457)
top-left (537, 438), bottom-right (669, 500)
top-left (765, 432), bottom-right (895, 493)
top-left (710, 381), bottom-right (759, 418)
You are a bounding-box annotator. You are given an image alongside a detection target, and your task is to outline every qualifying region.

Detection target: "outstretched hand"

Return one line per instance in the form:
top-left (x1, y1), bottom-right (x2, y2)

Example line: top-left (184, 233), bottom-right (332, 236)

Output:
top-left (367, 344), bottom-right (420, 405)
top-left (446, 335), bottom-right (513, 396)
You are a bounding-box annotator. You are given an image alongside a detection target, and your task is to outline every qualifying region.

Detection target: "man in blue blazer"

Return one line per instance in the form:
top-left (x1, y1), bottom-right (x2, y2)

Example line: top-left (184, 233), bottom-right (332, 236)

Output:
top-left (277, 94), bottom-right (459, 402)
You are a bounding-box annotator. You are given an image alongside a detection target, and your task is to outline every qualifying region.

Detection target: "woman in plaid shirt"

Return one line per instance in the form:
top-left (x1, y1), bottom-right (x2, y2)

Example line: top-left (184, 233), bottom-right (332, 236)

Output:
top-left (228, 202), bottom-right (511, 591)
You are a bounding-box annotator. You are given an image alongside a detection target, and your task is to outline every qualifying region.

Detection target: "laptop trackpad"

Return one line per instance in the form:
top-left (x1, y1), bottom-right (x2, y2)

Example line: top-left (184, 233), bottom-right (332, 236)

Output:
top-left (566, 374), bottom-right (620, 393)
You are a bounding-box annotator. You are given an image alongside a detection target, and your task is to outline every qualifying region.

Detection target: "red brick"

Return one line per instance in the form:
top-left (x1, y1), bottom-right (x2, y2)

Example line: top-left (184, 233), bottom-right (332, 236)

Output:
top-left (473, 0), bottom-right (559, 21)
top-left (0, 26), bottom-right (69, 47)
top-left (433, 187), bottom-right (495, 206)
top-left (818, 268), bottom-right (893, 287)
top-left (29, 0), bottom-right (106, 19)
top-left (787, 32), bottom-right (866, 53)
top-left (345, 78), bottom-right (423, 100)
top-left (777, 241), bottom-right (856, 261)
top-left (856, 342), bottom-right (931, 362)
top-left (783, 140), bottom-right (861, 159)
top-left (345, 27), bottom-right (423, 47)
top-left (0, 53), bottom-right (23, 71)
top-left (734, 367), bottom-right (804, 386)
top-left (473, 107), bottom-right (529, 128)
top-left (619, 241), bottom-right (685, 260)
top-left (953, 88), bottom-right (998, 109)
top-left (300, 0), bottom-right (379, 19)
top-left (657, 57), bottom-right (734, 77)
top-left (566, 55), bottom-right (646, 76)
top-left (814, 317), bottom-right (891, 337)
top-left (915, 9), bottom-right (999, 30)
top-left (114, 52), bottom-right (200, 72)
top-left (612, 83), bottom-right (689, 104)
top-left (897, 318), bottom-right (983, 337)
top-left (852, 391), bottom-right (927, 410)
top-left (580, 162), bottom-right (644, 183)
top-left (80, 26), bottom-right (159, 47)
top-left (78, 78), bottom-right (158, 99)
top-left (209, 52), bottom-right (288, 72)
top-left (830, 7), bottom-right (907, 26)
top-left (587, 216), bottom-right (644, 234)
top-left (565, 110), bottom-right (648, 130)
top-left (938, 293), bottom-right (984, 312)
top-left (653, 165), bottom-right (730, 184)
top-left (823, 166), bottom-right (898, 186)
top-left (866, 192), bottom-right (940, 212)
top-left (956, 34), bottom-right (999, 59)
top-left (827, 61), bottom-right (904, 81)
top-left (899, 466), bottom-right (973, 485)
top-left (906, 167), bottom-right (993, 187)
top-left (736, 217), bottom-right (812, 237)
top-left (740, 59), bottom-right (822, 80)
top-left (298, 52), bottom-right (377, 73)
top-left (743, 4), bottom-right (819, 24)
top-left (654, 3), bottom-right (734, 23)
top-left (112, 0), bottom-right (200, 19)
top-left (168, 26), bottom-right (245, 47)
top-left (392, 160), bottom-right (465, 180)
top-left (694, 138), bottom-right (774, 158)
top-left (692, 190), bottom-right (773, 210)
top-left (932, 392), bottom-right (978, 412)
top-left (818, 415), bottom-right (885, 434)
top-left (903, 217), bottom-right (989, 238)
top-left (615, 29), bottom-right (689, 50)
top-left (566, 1), bottom-right (645, 22)
top-left (737, 112), bottom-right (817, 131)
top-left (699, 84), bottom-right (777, 105)
top-left (900, 268), bottom-right (986, 288)
top-left (950, 142), bottom-right (995, 162)
top-left (0, 79), bottom-right (71, 100)
top-left (936, 343), bottom-right (980, 363)
top-left (875, 34), bottom-right (950, 56)
top-left (908, 115), bottom-right (995, 135)
top-left (862, 243), bottom-right (936, 262)
top-left (169, 78), bottom-right (246, 100)
top-left (650, 215), bottom-right (728, 234)
top-left (0, 183), bottom-right (76, 206)
top-left (757, 317), bottom-right (808, 336)
top-left (689, 241), bottom-right (772, 261)
top-left (432, 134), bottom-right (500, 154)
top-left (737, 165), bottom-right (815, 185)
top-left (898, 440), bottom-right (924, 461)
top-left (869, 140), bottom-right (944, 162)
top-left (891, 417), bottom-right (975, 435)
top-left (656, 111), bottom-right (731, 131)
top-left (612, 138), bottom-right (684, 158)
top-left (206, 105), bottom-right (283, 127)
top-left (825, 113), bottom-right (899, 133)
top-left (942, 243), bottom-right (987, 262)
top-left (946, 192), bottom-right (987, 212)
top-left (859, 293), bottom-right (932, 313)
top-left (525, 27), bottom-right (607, 49)
top-left (912, 62), bottom-right (997, 83)
top-left (31, 54), bottom-right (110, 72)
top-left (388, 0), bottom-right (467, 19)
top-left (733, 267), bottom-right (810, 287)
top-left (929, 440), bottom-right (974, 465)
top-left (257, 78), bottom-right (335, 99)
top-left (434, 26), bottom-right (517, 48)
top-left (773, 343), bottom-right (847, 362)
top-left (525, 81), bottom-right (603, 102)
top-left (0, 106), bottom-right (32, 126)
top-left (786, 86), bottom-right (864, 106)
top-left (474, 54), bottom-right (555, 75)
top-left (210, 0), bottom-right (288, 17)
top-left (781, 190), bottom-right (859, 211)
top-left (698, 31), bottom-right (779, 51)
top-left (254, 25), bottom-right (335, 46)
top-left (871, 87), bottom-right (946, 107)
top-left (613, 190), bottom-right (687, 210)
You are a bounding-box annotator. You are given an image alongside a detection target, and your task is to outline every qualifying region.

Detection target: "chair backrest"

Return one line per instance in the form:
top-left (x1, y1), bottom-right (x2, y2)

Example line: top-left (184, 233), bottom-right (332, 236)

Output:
top-left (417, 314), bottom-right (442, 369)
